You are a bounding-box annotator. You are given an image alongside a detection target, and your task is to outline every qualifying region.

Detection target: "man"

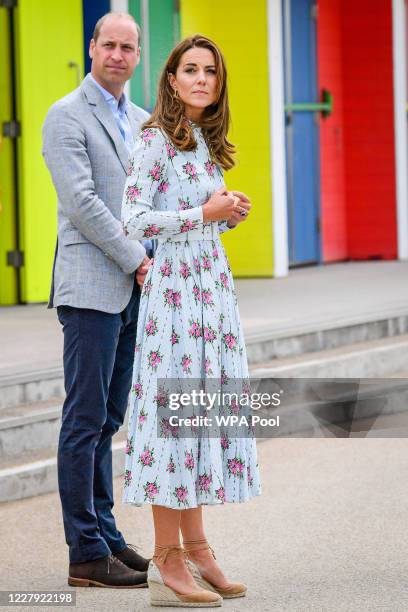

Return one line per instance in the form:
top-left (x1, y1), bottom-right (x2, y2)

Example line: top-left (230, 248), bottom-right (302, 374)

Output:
top-left (42, 12), bottom-right (151, 588)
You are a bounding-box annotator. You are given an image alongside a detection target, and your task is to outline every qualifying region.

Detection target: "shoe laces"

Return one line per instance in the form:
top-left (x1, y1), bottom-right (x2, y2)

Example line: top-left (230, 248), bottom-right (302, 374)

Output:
top-left (107, 554), bottom-right (126, 574)
top-left (126, 543), bottom-right (141, 554)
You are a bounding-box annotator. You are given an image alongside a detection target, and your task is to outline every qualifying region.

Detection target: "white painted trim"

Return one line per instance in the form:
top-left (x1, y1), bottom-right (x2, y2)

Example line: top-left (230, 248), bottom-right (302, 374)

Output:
top-left (110, 0), bottom-right (128, 12)
top-left (392, 0), bottom-right (408, 259)
top-left (141, 0), bottom-right (151, 109)
top-left (110, 0), bottom-right (131, 100)
top-left (267, 0), bottom-right (289, 276)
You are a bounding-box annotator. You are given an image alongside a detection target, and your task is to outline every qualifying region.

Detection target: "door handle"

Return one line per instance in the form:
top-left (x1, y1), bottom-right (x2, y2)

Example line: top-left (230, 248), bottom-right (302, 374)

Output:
top-left (68, 61), bottom-right (81, 87)
top-left (285, 88), bottom-right (333, 118)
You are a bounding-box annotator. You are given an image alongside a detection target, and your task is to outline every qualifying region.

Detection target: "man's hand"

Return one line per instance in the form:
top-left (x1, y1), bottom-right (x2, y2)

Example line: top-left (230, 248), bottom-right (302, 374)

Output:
top-left (226, 190), bottom-right (252, 228)
top-left (135, 256), bottom-right (152, 287)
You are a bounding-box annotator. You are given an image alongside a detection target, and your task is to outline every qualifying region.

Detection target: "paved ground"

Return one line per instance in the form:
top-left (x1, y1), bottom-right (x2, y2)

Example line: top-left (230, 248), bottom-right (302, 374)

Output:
top-left (1, 436), bottom-right (408, 612)
top-left (2, 261), bottom-right (408, 375)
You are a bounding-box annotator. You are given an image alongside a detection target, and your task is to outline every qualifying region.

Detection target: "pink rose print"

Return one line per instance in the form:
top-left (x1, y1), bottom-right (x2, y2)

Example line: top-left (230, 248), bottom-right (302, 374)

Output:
top-left (171, 327), bottom-right (180, 345)
top-left (221, 367), bottom-right (229, 385)
top-left (125, 436), bottom-right (134, 456)
top-left (197, 472), bottom-right (212, 492)
top-left (154, 388), bottom-right (169, 408)
top-left (174, 485), bottom-right (189, 506)
top-left (182, 161), bottom-right (199, 183)
top-left (126, 184), bottom-right (141, 204)
top-left (181, 354), bottom-right (192, 375)
top-left (124, 469), bottom-right (132, 487)
top-left (201, 254), bottom-right (212, 271)
top-left (218, 312), bottom-right (225, 333)
top-left (165, 141), bottom-right (177, 159)
top-left (229, 398), bottom-right (240, 415)
top-left (180, 218), bottom-right (199, 233)
top-left (138, 408), bottom-right (147, 431)
top-left (158, 180), bottom-right (169, 193)
top-left (159, 258), bottom-right (172, 277)
top-left (143, 224), bottom-right (163, 238)
top-left (132, 382), bottom-right (143, 399)
top-left (147, 349), bottom-right (163, 371)
top-left (203, 325), bottom-right (217, 345)
top-left (143, 480), bottom-right (160, 501)
top-left (163, 288), bottom-right (182, 309)
top-left (145, 316), bottom-right (158, 336)
top-left (221, 434), bottom-right (230, 451)
top-left (142, 279), bottom-right (152, 296)
top-left (193, 257), bottom-right (201, 273)
top-left (178, 197), bottom-right (192, 210)
top-left (167, 455), bottom-right (176, 473)
top-left (148, 161), bottom-right (165, 183)
top-left (220, 272), bottom-right (229, 288)
top-left (188, 319), bottom-right (202, 341)
top-left (243, 381), bottom-right (251, 395)
top-left (215, 487), bottom-right (226, 502)
top-left (184, 450), bottom-right (195, 472)
top-left (201, 289), bottom-right (214, 308)
top-left (212, 244), bottom-right (219, 260)
top-left (138, 446), bottom-right (155, 467)
top-left (160, 417), bottom-right (180, 439)
top-left (141, 128), bottom-right (156, 145)
top-left (223, 332), bottom-right (238, 352)
top-left (204, 358), bottom-right (213, 376)
top-left (227, 457), bottom-right (245, 479)
top-left (126, 158), bottom-right (134, 176)
top-left (192, 284), bottom-right (201, 304)
top-left (179, 261), bottom-right (191, 279)
top-left (205, 159), bottom-right (216, 177)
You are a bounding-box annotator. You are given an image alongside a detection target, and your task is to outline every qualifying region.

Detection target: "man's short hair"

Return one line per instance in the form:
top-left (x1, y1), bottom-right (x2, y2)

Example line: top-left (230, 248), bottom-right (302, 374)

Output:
top-left (93, 12), bottom-right (141, 46)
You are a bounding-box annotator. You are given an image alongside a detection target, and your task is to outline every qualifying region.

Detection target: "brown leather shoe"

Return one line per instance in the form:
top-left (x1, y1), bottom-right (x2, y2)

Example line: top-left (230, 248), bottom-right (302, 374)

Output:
top-left (68, 554), bottom-right (148, 588)
top-left (114, 544), bottom-right (150, 572)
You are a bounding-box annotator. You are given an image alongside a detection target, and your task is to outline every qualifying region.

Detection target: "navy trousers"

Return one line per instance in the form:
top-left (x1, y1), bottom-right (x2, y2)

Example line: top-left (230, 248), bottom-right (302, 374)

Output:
top-left (57, 284), bottom-right (140, 563)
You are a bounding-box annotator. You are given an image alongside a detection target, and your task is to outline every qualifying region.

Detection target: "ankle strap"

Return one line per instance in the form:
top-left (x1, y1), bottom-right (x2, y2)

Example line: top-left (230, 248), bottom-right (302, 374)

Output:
top-left (183, 538), bottom-right (216, 559)
top-left (153, 544), bottom-right (185, 566)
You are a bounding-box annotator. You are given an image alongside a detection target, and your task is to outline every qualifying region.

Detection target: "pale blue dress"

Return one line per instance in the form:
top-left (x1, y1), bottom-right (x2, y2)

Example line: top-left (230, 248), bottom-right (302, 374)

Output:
top-left (121, 125), bottom-right (261, 509)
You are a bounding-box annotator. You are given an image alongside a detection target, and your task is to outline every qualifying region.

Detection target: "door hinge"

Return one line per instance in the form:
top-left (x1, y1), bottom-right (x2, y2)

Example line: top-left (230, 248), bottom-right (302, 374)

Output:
top-left (0, 0), bottom-right (18, 8)
top-left (3, 120), bottom-right (21, 138)
top-left (311, 3), bottom-right (318, 20)
top-left (7, 250), bottom-right (24, 268)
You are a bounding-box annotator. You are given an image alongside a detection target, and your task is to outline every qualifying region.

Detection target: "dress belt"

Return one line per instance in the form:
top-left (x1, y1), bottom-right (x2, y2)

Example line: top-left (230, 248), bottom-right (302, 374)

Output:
top-left (158, 223), bottom-right (220, 242)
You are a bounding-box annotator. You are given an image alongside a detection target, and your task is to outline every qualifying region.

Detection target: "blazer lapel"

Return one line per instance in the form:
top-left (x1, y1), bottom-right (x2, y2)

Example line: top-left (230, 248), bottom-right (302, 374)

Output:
top-left (81, 74), bottom-right (129, 173)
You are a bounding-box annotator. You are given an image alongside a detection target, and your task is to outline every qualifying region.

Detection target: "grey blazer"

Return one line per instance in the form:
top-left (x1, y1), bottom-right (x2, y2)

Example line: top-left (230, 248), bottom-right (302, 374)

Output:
top-left (42, 73), bottom-right (149, 314)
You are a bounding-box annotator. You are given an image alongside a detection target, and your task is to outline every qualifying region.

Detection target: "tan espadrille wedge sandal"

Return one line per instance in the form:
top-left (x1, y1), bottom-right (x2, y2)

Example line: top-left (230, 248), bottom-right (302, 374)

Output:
top-left (148, 545), bottom-right (222, 607)
top-left (184, 539), bottom-right (247, 599)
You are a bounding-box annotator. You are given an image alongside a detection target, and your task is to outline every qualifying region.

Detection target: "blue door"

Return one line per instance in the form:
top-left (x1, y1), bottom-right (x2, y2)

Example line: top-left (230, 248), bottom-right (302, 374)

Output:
top-left (283, 0), bottom-right (321, 266)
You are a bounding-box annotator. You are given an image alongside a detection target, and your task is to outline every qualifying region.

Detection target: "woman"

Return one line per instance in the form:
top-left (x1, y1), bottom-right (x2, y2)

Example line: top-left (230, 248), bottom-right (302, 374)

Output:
top-left (121, 34), bottom-right (261, 607)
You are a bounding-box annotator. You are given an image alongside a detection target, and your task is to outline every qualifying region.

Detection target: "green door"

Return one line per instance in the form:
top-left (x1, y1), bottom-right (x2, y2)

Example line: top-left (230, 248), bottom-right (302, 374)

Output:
top-left (2, 0), bottom-right (84, 304)
top-left (0, 7), bottom-right (18, 305)
top-left (129, 0), bottom-right (180, 110)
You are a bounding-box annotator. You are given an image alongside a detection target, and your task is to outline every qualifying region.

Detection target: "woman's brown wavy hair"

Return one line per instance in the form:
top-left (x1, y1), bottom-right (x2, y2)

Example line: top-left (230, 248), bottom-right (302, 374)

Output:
top-left (143, 34), bottom-right (235, 171)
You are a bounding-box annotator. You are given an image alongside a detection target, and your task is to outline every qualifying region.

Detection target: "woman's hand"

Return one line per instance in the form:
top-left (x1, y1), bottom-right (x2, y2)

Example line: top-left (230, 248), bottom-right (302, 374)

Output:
top-left (226, 190), bottom-right (252, 228)
top-left (202, 187), bottom-right (236, 222)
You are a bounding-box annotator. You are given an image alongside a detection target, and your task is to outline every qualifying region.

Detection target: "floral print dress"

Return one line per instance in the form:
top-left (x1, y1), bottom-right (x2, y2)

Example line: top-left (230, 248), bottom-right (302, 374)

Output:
top-left (121, 125), bottom-right (261, 509)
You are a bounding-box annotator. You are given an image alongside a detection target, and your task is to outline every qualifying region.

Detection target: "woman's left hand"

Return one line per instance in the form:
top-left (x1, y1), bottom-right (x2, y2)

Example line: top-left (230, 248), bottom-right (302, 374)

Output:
top-left (226, 190), bottom-right (252, 227)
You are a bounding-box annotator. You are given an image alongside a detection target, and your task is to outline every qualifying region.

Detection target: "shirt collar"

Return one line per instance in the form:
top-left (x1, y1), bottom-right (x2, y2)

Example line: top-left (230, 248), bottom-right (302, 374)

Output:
top-left (89, 74), bottom-right (128, 113)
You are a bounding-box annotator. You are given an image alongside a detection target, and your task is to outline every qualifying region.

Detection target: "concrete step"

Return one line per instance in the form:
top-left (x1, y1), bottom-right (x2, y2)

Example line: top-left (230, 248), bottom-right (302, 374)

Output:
top-left (0, 400), bottom-right (62, 460)
top-left (0, 367), bottom-right (64, 411)
top-left (250, 334), bottom-right (408, 378)
top-left (0, 431), bottom-right (127, 503)
top-left (2, 310), bottom-right (408, 412)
